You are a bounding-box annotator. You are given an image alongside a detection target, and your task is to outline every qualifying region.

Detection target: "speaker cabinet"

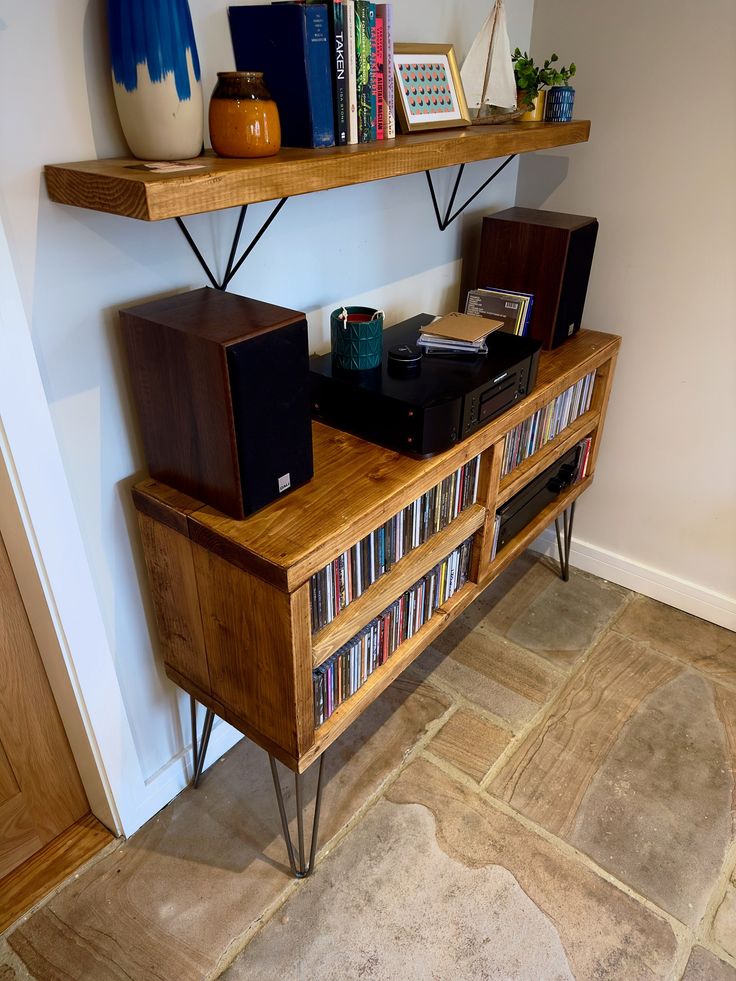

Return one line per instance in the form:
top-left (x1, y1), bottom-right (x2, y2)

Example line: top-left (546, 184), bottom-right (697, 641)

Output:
top-left (475, 207), bottom-right (599, 349)
top-left (121, 288), bottom-right (313, 519)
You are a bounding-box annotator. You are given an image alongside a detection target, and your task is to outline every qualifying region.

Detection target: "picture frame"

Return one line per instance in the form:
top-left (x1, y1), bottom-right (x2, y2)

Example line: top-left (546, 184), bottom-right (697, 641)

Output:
top-left (393, 43), bottom-right (472, 133)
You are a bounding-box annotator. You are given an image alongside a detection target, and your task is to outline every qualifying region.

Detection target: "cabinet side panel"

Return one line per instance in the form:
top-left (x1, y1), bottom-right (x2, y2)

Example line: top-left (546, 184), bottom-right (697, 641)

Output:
top-left (586, 353), bottom-right (619, 476)
top-left (192, 545), bottom-right (310, 759)
top-left (136, 513), bottom-right (211, 695)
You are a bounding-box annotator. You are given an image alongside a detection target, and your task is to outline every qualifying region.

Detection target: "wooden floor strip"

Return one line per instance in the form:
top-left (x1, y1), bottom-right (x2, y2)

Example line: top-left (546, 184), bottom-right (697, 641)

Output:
top-left (0, 813), bottom-right (114, 933)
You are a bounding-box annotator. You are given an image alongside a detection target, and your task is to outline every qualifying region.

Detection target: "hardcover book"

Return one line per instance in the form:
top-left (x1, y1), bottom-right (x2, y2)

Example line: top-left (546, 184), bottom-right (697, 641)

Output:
top-left (344, 0), bottom-right (358, 142)
top-left (373, 10), bottom-right (385, 139)
top-left (354, 0), bottom-right (372, 141)
top-left (308, 0), bottom-right (348, 144)
top-left (376, 2), bottom-right (394, 138)
top-left (367, 3), bottom-right (378, 140)
top-left (228, 3), bottom-right (335, 148)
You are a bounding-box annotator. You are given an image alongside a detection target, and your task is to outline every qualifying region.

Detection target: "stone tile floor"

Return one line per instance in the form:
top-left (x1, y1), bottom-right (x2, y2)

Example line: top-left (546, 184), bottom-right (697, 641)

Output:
top-left (2, 552), bottom-right (735, 980)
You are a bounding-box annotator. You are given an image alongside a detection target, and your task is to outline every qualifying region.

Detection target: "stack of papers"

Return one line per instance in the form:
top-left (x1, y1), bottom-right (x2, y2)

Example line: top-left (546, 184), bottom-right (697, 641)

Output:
top-left (417, 312), bottom-right (504, 355)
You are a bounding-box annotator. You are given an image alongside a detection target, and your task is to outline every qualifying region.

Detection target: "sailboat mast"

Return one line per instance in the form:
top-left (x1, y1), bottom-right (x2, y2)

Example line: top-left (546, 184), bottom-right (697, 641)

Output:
top-left (478, 3), bottom-right (500, 108)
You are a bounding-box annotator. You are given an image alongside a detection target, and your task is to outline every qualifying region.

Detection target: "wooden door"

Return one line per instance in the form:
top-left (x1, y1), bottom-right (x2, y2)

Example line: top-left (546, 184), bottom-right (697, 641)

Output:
top-left (0, 529), bottom-right (88, 879)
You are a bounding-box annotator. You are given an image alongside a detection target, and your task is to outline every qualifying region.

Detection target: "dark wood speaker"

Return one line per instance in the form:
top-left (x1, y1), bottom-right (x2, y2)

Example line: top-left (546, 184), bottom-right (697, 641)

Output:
top-left (121, 288), bottom-right (313, 519)
top-left (475, 207), bottom-right (599, 349)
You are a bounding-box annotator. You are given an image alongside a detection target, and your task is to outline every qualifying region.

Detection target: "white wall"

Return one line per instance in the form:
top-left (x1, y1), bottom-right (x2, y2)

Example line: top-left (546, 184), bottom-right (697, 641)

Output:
top-left (522, 0), bottom-right (736, 626)
top-left (0, 0), bottom-right (535, 833)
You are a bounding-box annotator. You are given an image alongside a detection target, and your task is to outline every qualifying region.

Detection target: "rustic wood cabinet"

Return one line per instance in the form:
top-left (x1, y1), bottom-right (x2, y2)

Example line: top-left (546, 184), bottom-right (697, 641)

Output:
top-left (131, 328), bottom-right (619, 874)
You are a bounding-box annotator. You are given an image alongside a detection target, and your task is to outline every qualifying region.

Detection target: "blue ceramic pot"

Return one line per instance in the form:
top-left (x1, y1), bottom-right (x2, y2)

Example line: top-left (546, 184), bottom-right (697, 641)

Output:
top-left (544, 86), bottom-right (575, 123)
top-left (108, 0), bottom-right (203, 159)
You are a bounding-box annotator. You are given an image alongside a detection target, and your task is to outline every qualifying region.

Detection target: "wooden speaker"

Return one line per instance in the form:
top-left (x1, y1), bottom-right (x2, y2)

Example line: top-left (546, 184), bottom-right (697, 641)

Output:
top-left (475, 207), bottom-right (599, 349)
top-left (121, 288), bottom-right (313, 519)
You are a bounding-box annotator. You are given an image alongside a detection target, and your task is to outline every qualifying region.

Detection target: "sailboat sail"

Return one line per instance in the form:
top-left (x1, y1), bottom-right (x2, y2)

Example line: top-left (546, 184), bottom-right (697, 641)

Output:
top-left (461, 0), bottom-right (516, 112)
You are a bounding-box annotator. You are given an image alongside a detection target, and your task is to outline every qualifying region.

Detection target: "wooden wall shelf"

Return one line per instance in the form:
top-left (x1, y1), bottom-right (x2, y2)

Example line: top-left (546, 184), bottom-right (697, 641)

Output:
top-left (44, 121), bottom-right (590, 222)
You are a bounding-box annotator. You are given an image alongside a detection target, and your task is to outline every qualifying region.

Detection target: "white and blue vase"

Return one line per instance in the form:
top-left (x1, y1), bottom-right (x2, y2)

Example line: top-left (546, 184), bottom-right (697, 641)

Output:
top-left (108, 0), bottom-right (203, 160)
top-left (544, 86), bottom-right (575, 123)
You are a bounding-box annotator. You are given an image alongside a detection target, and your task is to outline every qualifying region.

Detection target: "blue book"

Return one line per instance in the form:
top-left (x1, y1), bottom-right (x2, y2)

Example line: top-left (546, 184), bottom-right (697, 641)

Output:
top-left (228, 4), bottom-right (335, 148)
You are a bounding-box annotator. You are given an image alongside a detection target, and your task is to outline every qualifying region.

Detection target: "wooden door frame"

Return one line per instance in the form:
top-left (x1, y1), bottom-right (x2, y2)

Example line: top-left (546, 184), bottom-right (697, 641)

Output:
top-left (0, 215), bottom-right (145, 837)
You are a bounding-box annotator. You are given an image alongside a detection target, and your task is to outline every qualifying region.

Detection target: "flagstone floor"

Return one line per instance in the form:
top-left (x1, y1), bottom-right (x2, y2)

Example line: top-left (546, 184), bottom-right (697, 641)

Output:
top-left (2, 552), bottom-right (735, 980)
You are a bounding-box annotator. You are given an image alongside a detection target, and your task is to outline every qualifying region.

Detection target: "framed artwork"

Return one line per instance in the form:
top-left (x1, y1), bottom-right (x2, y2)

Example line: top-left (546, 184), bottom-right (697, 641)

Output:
top-left (393, 43), bottom-right (471, 133)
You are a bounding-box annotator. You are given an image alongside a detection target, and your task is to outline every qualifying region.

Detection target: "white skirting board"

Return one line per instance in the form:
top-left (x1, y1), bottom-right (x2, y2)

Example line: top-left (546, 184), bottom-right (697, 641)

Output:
top-left (129, 719), bottom-right (245, 833)
top-left (531, 529), bottom-right (736, 632)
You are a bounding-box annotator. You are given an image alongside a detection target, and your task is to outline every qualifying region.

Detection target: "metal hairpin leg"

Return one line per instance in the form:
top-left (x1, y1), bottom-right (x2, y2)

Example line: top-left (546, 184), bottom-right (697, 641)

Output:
top-left (190, 695), bottom-right (215, 787)
top-left (425, 153), bottom-right (517, 231)
top-left (175, 197), bottom-right (289, 290)
top-left (554, 501), bottom-right (576, 582)
top-left (269, 753), bottom-right (326, 879)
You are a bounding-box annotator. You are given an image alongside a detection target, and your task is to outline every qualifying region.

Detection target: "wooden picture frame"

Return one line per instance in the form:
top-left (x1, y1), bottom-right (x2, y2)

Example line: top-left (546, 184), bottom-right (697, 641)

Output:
top-left (393, 43), bottom-right (471, 133)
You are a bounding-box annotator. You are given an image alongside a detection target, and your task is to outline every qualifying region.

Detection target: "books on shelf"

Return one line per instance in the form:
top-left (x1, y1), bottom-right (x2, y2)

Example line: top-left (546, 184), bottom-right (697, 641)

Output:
top-left (234, 1), bottom-right (394, 148)
top-left (465, 287), bottom-right (534, 337)
top-left (229, 3), bottom-right (336, 148)
top-left (500, 371), bottom-right (595, 477)
top-left (417, 311), bottom-right (504, 355)
top-left (310, 455), bottom-right (480, 632)
top-left (313, 537), bottom-right (473, 725)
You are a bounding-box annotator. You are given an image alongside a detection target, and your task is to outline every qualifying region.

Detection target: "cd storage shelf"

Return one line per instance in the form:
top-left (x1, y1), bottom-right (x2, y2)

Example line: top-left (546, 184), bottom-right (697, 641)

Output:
top-left (132, 328), bottom-right (620, 780)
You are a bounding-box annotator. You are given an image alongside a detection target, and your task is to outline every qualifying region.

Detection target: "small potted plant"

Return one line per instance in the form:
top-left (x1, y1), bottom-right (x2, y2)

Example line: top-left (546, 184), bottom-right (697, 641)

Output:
top-left (512, 49), bottom-right (576, 122)
top-left (543, 56), bottom-right (577, 122)
top-left (511, 48), bottom-right (547, 120)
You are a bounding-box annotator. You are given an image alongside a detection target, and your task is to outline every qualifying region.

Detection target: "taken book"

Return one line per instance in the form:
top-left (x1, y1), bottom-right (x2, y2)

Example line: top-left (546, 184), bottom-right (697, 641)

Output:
top-left (228, 3), bottom-right (335, 148)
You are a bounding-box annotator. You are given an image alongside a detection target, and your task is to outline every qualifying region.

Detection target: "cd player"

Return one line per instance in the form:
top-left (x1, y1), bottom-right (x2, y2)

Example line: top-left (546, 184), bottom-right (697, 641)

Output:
top-left (310, 314), bottom-right (541, 457)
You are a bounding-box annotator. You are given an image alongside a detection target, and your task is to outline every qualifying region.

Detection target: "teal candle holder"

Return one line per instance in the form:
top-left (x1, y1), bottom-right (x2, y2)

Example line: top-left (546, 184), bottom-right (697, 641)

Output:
top-left (330, 306), bottom-right (384, 371)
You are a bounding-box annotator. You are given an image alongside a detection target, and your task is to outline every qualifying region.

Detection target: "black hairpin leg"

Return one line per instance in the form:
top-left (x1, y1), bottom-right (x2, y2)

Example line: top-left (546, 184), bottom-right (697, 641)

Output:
top-left (269, 753), bottom-right (326, 878)
top-left (554, 501), bottom-right (576, 582)
top-left (425, 154), bottom-right (517, 231)
top-left (190, 695), bottom-right (215, 787)
top-left (175, 197), bottom-right (289, 290)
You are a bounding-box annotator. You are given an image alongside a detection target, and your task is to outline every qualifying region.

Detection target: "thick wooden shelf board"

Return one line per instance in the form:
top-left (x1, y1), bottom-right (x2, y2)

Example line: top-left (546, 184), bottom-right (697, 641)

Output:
top-left (133, 329), bottom-right (619, 590)
top-left (44, 121), bottom-right (590, 221)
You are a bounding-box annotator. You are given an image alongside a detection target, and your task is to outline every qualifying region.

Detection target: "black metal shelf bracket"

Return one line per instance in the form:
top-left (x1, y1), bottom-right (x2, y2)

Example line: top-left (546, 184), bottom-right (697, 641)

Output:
top-left (425, 154), bottom-right (517, 231)
top-left (175, 197), bottom-right (289, 290)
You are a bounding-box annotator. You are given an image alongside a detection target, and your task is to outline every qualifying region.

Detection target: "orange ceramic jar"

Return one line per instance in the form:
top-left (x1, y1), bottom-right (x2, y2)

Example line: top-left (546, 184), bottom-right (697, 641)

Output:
top-left (209, 71), bottom-right (281, 158)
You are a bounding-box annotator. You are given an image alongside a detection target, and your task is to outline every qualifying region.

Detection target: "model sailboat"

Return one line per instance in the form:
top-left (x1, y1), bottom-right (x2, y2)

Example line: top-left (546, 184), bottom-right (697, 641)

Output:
top-left (461, 0), bottom-right (519, 122)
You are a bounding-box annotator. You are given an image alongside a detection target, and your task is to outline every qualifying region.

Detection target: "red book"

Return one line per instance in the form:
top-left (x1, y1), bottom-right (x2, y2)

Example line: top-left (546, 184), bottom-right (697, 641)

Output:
top-left (374, 15), bottom-right (385, 139)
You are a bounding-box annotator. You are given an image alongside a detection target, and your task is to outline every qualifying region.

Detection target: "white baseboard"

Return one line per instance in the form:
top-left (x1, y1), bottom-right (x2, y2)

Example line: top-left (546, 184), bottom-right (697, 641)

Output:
top-left (531, 531), bottom-right (736, 631)
top-left (126, 721), bottom-right (245, 835)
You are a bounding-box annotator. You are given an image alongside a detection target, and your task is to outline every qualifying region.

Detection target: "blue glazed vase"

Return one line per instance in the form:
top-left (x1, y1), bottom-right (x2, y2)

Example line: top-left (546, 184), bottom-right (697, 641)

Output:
top-left (544, 85), bottom-right (575, 123)
top-left (108, 0), bottom-right (203, 160)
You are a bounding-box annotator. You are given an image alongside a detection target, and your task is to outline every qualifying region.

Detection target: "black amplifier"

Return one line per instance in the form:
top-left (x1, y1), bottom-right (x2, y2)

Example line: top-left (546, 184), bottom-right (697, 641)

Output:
top-left (496, 442), bottom-right (583, 549)
top-left (310, 314), bottom-right (541, 457)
